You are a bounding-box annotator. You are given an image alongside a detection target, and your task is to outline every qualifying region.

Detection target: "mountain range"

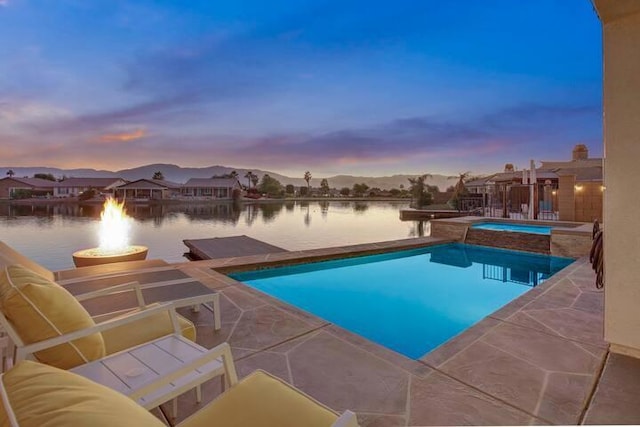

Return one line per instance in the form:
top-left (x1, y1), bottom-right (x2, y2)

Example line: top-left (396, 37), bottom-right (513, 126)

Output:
top-left (1, 164), bottom-right (455, 191)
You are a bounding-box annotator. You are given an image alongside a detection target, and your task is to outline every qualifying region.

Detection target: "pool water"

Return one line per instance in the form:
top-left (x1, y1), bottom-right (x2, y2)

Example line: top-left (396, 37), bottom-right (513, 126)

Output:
top-left (230, 243), bottom-right (573, 359)
top-left (471, 222), bottom-right (553, 235)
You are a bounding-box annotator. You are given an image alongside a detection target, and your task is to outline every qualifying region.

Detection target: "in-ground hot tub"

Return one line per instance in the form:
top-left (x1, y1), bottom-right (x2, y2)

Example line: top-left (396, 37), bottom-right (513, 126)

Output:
top-left (470, 222), bottom-right (552, 235)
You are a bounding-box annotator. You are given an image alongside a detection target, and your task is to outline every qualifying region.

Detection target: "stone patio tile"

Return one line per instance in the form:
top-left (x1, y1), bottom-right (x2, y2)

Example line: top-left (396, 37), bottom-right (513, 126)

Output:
top-left (583, 353), bottom-right (640, 425)
top-left (489, 293), bottom-right (536, 321)
top-left (524, 278), bottom-right (580, 311)
top-left (421, 317), bottom-right (501, 368)
top-left (536, 372), bottom-right (595, 425)
top-left (480, 322), bottom-right (604, 373)
top-left (409, 371), bottom-right (535, 426)
top-left (502, 311), bottom-right (561, 337)
top-left (228, 304), bottom-right (317, 351)
top-left (234, 350), bottom-right (292, 382)
top-left (439, 340), bottom-right (546, 415)
top-left (357, 413), bottom-right (406, 427)
top-left (288, 331), bottom-right (409, 415)
top-left (572, 291), bottom-right (604, 315)
top-left (523, 308), bottom-right (606, 348)
top-left (219, 286), bottom-right (268, 310)
top-left (226, 279), bottom-right (329, 327)
top-left (268, 329), bottom-right (325, 353)
top-left (325, 324), bottom-right (432, 378)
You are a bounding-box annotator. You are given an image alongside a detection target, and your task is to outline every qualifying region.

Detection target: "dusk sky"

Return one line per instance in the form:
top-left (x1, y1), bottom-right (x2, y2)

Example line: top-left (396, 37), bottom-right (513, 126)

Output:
top-left (0, 0), bottom-right (602, 177)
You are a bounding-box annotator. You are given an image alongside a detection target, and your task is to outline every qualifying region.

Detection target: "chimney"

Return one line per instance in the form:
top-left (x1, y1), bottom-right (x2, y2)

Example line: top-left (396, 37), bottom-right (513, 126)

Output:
top-left (572, 144), bottom-right (589, 161)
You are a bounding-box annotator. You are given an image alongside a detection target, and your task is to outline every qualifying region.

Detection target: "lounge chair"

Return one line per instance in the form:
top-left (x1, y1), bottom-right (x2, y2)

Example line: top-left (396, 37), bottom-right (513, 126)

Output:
top-left (0, 264), bottom-right (196, 369)
top-left (0, 360), bottom-right (359, 427)
top-left (0, 240), bottom-right (221, 328)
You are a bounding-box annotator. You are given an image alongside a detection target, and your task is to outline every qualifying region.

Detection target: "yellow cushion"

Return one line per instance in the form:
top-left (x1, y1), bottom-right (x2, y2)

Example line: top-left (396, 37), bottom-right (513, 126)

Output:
top-left (101, 305), bottom-right (196, 355)
top-left (0, 265), bottom-right (105, 369)
top-left (0, 360), bottom-right (164, 427)
top-left (179, 370), bottom-right (339, 427)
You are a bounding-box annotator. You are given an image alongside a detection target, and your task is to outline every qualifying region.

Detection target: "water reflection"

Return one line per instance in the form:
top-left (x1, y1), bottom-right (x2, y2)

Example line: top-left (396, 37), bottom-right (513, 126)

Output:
top-left (1, 200), bottom-right (415, 270)
top-left (428, 243), bottom-right (573, 287)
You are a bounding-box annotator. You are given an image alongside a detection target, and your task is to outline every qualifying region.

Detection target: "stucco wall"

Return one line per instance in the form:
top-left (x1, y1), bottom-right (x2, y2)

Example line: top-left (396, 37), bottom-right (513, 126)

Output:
top-left (597, 0), bottom-right (640, 358)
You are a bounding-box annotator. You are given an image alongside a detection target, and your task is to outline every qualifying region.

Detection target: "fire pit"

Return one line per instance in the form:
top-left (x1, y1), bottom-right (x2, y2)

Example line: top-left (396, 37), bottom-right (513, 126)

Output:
top-left (72, 198), bottom-right (148, 268)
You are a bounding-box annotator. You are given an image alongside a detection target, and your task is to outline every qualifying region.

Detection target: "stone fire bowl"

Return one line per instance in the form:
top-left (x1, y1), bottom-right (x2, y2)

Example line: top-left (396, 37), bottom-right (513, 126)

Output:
top-left (72, 245), bottom-right (148, 268)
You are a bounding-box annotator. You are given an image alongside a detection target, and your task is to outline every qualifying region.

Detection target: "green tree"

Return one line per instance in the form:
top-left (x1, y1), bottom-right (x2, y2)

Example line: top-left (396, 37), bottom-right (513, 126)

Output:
top-left (340, 187), bottom-right (350, 196)
top-left (320, 178), bottom-right (330, 195)
top-left (285, 184), bottom-right (295, 194)
top-left (258, 174), bottom-right (283, 197)
top-left (152, 171), bottom-right (164, 180)
top-left (6, 169), bottom-right (15, 178)
top-left (304, 171), bottom-right (312, 192)
top-left (251, 173), bottom-right (259, 189)
top-left (448, 172), bottom-right (471, 210)
top-left (408, 174), bottom-right (433, 208)
top-left (34, 173), bottom-right (56, 181)
top-left (352, 183), bottom-right (369, 197)
top-left (299, 186), bottom-right (308, 196)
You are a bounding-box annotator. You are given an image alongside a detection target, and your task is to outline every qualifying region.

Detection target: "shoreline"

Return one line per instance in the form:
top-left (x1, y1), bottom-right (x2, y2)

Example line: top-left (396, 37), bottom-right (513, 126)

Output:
top-left (0, 196), bottom-right (413, 206)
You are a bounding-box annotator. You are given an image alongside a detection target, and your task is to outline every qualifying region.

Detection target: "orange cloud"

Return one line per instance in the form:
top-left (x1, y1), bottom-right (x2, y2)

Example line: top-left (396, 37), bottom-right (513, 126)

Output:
top-left (98, 128), bottom-right (147, 143)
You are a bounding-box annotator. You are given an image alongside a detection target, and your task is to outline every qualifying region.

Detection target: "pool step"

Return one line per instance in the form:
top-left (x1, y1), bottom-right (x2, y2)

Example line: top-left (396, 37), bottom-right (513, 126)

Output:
top-left (464, 228), bottom-right (551, 254)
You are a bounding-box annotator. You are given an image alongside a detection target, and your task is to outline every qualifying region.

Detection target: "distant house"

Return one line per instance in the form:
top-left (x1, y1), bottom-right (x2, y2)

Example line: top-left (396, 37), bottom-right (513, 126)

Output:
top-left (54, 177), bottom-right (127, 198)
top-left (182, 178), bottom-right (242, 199)
top-left (113, 179), bottom-right (182, 200)
top-left (469, 144), bottom-right (603, 222)
top-left (0, 177), bottom-right (59, 199)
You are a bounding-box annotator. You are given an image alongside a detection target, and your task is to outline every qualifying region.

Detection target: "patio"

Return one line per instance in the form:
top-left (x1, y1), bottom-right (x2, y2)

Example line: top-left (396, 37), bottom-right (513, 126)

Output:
top-left (141, 237), bottom-right (637, 426)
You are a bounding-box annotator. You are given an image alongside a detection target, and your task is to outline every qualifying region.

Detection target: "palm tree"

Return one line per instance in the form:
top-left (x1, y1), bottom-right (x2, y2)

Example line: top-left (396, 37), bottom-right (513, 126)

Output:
top-left (229, 170), bottom-right (239, 179)
top-left (448, 171), bottom-right (471, 210)
top-left (250, 173), bottom-right (259, 189)
top-left (152, 171), bottom-right (164, 180)
top-left (304, 171), bottom-right (312, 192)
top-left (6, 169), bottom-right (15, 178)
top-left (244, 171), bottom-right (253, 188)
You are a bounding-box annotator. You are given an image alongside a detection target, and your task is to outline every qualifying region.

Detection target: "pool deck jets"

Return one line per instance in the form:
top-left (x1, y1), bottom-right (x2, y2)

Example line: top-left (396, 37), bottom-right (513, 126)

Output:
top-left (159, 236), bottom-right (635, 426)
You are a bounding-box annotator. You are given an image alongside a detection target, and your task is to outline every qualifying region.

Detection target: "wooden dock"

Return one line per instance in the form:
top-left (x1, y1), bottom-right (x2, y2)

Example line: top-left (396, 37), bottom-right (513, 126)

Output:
top-left (183, 235), bottom-right (288, 260)
top-left (399, 209), bottom-right (473, 220)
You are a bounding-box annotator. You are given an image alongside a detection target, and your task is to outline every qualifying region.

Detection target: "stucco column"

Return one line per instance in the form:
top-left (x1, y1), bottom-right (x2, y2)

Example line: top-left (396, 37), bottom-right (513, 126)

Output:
top-left (594, 0), bottom-right (640, 358)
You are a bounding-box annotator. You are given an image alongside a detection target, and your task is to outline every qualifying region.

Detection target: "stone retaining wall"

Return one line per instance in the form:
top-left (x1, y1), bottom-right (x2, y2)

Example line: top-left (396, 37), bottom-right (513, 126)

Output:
top-left (550, 232), bottom-right (593, 258)
top-left (464, 228), bottom-right (551, 254)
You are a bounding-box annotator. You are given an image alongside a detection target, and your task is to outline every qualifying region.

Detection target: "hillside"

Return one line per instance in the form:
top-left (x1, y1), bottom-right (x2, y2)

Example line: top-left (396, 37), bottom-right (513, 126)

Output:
top-left (1, 165), bottom-right (453, 191)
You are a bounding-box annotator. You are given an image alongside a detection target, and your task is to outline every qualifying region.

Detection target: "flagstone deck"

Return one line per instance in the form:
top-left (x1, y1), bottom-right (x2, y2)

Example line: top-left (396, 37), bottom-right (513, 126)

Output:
top-left (139, 236), bottom-right (635, 426)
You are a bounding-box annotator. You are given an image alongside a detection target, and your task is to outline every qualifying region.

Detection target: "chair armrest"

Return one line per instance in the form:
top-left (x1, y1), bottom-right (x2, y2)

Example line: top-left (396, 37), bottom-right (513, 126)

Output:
top-left (16, 302), bottom-right (179, 360)
top-left (74, 281), bottom-right (146, 307)
top-left (128, 342), bottom-right (238, 401)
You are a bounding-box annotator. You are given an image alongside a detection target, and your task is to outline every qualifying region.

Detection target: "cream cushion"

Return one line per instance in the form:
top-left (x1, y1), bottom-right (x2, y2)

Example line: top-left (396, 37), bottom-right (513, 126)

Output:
top-left (101, 304), bottom-right (196, 355)
top-left (179, 370), bottom-right (339, 427)
top-left (0, 360), bottom-right (164, 427)
top-left (0, 265), bottom-right (105, 369)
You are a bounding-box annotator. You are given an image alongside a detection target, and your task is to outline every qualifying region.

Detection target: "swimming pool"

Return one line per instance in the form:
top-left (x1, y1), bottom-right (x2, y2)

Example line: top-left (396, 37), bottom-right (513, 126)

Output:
top-left (230, 243), bottom-right (573, 359)
top-left (471, 222), bottom-right (553, 235)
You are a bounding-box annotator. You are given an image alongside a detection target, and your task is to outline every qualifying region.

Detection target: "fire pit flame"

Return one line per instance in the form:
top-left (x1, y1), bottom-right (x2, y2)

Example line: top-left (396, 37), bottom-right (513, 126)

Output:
top-left (98, 197), bottom-right (132, 255)
top-left (72, 197), bottom-right (148, 267)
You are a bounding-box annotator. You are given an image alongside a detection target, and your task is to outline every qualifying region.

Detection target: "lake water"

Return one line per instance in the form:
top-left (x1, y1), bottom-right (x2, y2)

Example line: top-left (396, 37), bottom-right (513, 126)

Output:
top-left (0, 201), bottom-right (422, 271)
